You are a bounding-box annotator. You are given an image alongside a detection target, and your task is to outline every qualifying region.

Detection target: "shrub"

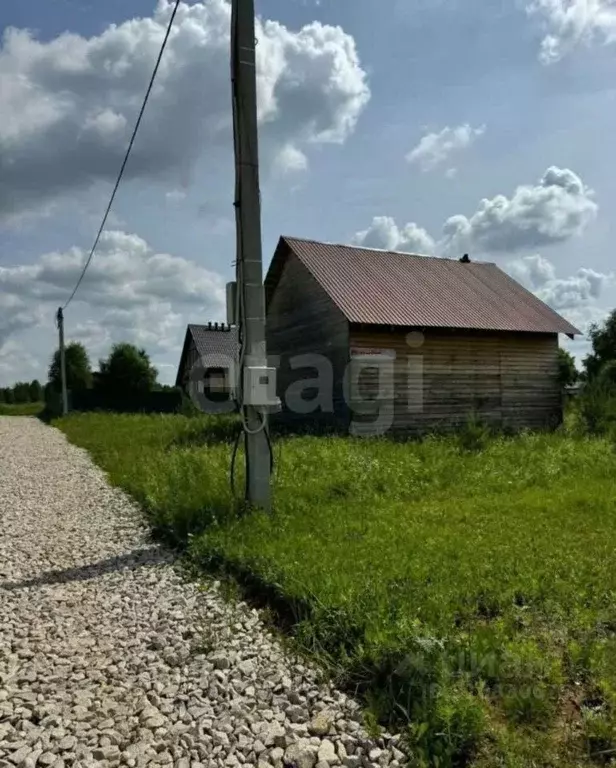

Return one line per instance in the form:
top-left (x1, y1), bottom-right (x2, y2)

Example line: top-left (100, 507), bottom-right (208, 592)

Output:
top-left (599, 360), bottom-right (616, 389)
top-left (457, 412), bottom-right (491, 453)
top-left (578, 379), bottom-right (616, 437)
top-left (49, 342), bottom-right (92, 393)
top-left (557, 347), bottom-right (579, 387)
top-left (97, 343), bottom-right (158, 399)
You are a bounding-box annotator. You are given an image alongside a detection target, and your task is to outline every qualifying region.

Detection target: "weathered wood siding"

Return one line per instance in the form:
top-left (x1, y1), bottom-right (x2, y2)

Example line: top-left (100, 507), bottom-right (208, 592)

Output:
top-left (266, 253), bottom-right (349, 431)
top-left (178, 339), bottom-right (234, 414)
top-left (179, 339), bottom-right (199, 390)
top-left (348, 327), bottom-right (561, 436)
top-left (176, 337), bottom-right (199, 392)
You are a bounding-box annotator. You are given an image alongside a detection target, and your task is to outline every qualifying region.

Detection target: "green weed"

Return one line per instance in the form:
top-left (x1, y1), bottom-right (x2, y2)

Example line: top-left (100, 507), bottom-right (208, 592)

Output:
top-left (0, 402), bottom-right (44, 416)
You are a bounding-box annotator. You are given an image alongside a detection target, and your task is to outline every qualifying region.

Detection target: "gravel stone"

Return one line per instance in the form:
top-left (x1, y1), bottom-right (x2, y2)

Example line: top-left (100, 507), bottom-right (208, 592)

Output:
top-left (0, 419), bottom-right (406, 768)
top-left (283, 740), bottom-right (318, 768)
top-left (7, 747), bottom-right (29, 765)
top-left (317, 739), bottom-right (337, 764)
top-left (308, 712), bottom-right (334, 738)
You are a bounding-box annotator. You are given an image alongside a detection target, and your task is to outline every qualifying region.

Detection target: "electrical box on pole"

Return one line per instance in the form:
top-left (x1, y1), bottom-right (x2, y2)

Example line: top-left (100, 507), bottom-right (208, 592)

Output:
top-left (231, 0), bottom-right (279, 509)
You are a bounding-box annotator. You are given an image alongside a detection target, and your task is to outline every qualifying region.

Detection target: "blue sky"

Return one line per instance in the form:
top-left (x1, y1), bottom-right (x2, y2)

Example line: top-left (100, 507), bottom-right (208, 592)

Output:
top-left (1, 0), bottom-right (614, 385)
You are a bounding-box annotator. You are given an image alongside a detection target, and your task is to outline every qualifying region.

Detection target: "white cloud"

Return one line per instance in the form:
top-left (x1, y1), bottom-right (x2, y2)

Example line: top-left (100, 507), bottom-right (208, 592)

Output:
top-left (0, 300), bottom-right (44, 349)
top-left (165, 189), bottom-right (187, 203)
top-left (0, 339), bottom-right (40, 382)
top-left (505, 253), bottom-right (612, 331)
top-left (0, 230), bottom-right (225, 310)
top-left (504, 253), bottom-right (557, 288)
top-left (0, 0), bottom-right (370, 220)
top-left (272, 144), bottom-right (309, 176)
top-left (70, 304), bottom-right (186, 363)
top-left (527, 0), bottom-right (616, 63)
top-left (0, 230), bottom-right (226, 384)
top-left (406, 123), bottom-right (485, 173)
top-left (353, 166), bottom-right (597, 259)
top-left (537, 267), bottom-right (611, 310)
top-left (352, 216), bottom-right (436, 254)
top-left (0, 294), bottom-right (46, 383)
top-left (440, 166), bottom-right (597, 255)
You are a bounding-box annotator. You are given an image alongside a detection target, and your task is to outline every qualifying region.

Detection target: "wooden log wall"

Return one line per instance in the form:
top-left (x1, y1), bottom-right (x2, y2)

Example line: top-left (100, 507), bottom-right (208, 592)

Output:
top-left (348, 327), bottom-right (562, 436)
top-left (266, 253), bottom-right (350, 431)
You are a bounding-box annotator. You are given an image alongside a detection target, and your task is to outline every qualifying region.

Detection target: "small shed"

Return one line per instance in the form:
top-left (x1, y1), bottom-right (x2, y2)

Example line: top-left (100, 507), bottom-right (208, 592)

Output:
top-left (265, 236), bottom-right (580, 436)
top-left (176, 323), bottom-right (238, 413)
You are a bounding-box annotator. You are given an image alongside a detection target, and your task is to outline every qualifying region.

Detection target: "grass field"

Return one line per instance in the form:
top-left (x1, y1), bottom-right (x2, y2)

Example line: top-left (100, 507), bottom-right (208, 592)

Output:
top-left (56, 412), bottom-right (616, 767)
top-left (0, 402), bottom-right (44, 416)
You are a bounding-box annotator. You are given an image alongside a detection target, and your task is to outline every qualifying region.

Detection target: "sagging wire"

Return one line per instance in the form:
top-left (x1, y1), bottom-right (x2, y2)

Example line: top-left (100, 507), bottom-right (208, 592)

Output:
top-left (63, 0), bottom-right (182, 310)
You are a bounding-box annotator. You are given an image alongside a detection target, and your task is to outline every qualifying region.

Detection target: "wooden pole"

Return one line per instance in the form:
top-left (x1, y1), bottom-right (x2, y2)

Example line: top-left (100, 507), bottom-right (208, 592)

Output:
top-left (57, 307), bottom-right (68, 416)
top-left (231, 0), bottom-right (271, 509)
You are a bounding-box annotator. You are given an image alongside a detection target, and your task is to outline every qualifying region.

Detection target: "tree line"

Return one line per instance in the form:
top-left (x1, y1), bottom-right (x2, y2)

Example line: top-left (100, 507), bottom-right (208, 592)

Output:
top-left (0, 380), bottom-right (43, 405)
top-left (1, 342), bottom-right (178, 407)
top-left (47, 341), bottom-right (180, 399)
top-left (556, 308), bottom-right (616, 390)
top-left (556, 308), bottom-right (616, 436)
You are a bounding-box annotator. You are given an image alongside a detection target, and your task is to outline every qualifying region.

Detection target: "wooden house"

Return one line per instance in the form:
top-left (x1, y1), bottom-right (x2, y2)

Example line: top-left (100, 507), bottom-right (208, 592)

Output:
top-left (265, 236), bottom-right (580, 436)
top-left (176, 323), bottom-right (237, 413)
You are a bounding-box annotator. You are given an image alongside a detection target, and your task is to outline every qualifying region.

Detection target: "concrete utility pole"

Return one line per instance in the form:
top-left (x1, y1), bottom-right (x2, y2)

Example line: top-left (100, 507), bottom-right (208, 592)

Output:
top-left (231, 0), bottom-right (273, 509)
top-left (56, 307), bottom-right (68, 416)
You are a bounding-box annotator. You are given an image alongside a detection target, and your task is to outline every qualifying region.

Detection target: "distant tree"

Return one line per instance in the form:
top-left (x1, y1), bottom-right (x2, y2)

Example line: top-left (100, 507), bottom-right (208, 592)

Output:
top-left (12, 382), bottom-right (31, 404)
top-left (557, 348), bottom-right (579, 387)
top-left (3, 388), bottom-right (15, 404)
top-left (49, 342), bottom-right (93, 393)
top-left (29, 380), bottom-right (43, 402)
top-left (584, 309), bottom-right (616, 380)
top-left (0, 388), bottom-right (6, 403)
top-left (97, 343), bottom-right (158, 399)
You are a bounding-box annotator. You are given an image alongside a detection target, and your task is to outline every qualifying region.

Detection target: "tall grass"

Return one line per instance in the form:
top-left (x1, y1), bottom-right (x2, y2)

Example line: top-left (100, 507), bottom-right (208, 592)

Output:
top-left (0, 402), bottom-right (44, 416)
top-left (56, 412), bottom-right (616, 767)
top-left (578, 380), bottom-right (616, 438)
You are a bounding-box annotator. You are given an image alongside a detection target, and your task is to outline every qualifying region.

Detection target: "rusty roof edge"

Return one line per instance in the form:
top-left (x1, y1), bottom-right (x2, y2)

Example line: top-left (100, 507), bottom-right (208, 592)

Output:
top-left (347, 320), bottom-right (576, 334)
top-left (281, 234), bottom-right (497, 265)
top-left (486, 263), bottom-right (582, 336)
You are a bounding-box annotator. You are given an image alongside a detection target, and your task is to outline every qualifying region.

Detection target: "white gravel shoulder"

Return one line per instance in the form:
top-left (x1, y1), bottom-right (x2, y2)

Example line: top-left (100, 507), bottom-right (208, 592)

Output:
top-left (0, 418), bottom-right (406, 768)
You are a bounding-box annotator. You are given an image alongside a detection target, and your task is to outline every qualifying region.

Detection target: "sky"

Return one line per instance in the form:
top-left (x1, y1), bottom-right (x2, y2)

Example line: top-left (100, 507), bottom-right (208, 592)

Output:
top-left (1, 0), bottom-right (615, 386)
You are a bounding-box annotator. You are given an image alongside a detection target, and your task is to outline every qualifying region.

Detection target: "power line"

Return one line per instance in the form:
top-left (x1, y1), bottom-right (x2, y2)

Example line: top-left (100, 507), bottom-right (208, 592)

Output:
top-left (63, 0), bottom-right (182, 310)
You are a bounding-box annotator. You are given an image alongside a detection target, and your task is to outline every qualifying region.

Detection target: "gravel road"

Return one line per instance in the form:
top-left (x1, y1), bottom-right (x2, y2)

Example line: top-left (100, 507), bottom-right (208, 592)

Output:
top-left (0, 418), bottom-right (405, 768)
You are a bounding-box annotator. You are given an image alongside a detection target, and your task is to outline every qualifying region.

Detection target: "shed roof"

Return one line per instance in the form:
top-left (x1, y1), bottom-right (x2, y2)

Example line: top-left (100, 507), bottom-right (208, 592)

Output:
top-left (266, 236), bottom-right (580, 336)
top-left (176, 324), bottom-right (237, 387)
top-left (188, 324), bottom-right (238, 358)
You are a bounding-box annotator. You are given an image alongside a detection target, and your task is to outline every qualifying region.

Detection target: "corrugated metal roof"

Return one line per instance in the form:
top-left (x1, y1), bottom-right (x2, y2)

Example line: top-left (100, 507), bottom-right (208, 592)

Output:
top-left (276, 237), bottom-right (580, 335)
top-left (188, 324), bottom-right (238, 359)
top-left (176, 324), bottom-right (238, 387)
